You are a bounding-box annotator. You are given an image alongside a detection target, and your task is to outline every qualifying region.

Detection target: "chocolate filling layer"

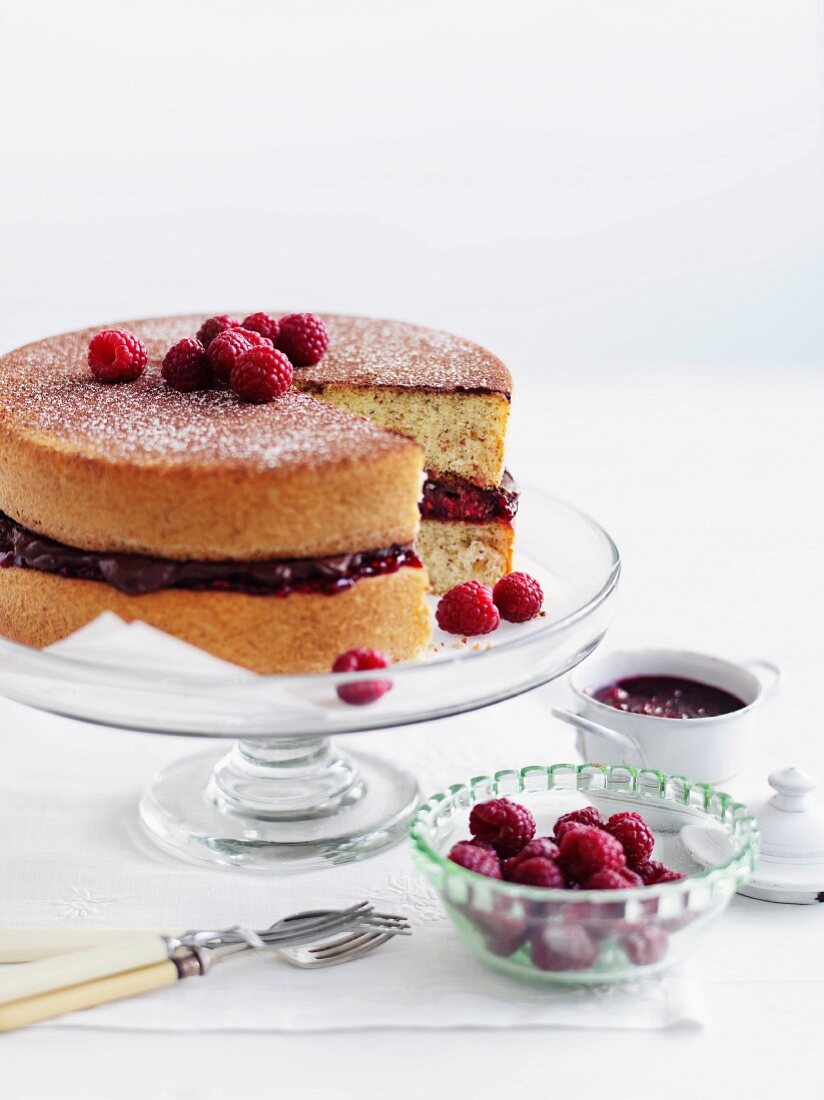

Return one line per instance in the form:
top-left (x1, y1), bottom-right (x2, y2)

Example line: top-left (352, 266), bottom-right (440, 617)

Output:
top-left (0, 512), bottom-right (421, 598)
top-left (420, 471), bottom-right (519, 523)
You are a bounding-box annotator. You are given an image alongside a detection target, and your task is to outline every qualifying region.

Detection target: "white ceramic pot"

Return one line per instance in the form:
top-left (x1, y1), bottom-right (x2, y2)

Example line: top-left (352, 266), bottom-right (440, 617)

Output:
top-left (555, 649), bottom-right (780, 785)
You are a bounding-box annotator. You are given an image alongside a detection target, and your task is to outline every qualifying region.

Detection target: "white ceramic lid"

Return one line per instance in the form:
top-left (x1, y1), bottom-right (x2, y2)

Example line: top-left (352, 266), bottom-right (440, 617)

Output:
top-left (737, 767), bottom-right (824, 904)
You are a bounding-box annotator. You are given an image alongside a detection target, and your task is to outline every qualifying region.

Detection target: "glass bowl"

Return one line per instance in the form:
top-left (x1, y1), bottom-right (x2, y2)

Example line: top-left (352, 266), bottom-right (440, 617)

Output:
top-left (411, 763), bottom-right (758, 985)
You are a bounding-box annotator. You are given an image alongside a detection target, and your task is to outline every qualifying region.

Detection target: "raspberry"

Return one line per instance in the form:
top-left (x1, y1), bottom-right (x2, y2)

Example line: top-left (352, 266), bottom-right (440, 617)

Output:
top-left (242, 312), bottom-right (280, 342)
top-left (558, 825), bottom-right (626, 884)
top-left (240, 329), bottom-right (275, 348)
top-left (87, 328), bottom-right (147, 383)
top-left (503, 837), bottom-right (559, 878)
top-left (332, 647), bottom-right (392, 706)
top-left (553, 821), bottom-right (589, 844)
top-left (563, 904), bottom-right (627, 942)
top-left (161, 338), bottom-right (211, 392)
top-left (277, 312), bottom-right (329, 367)
top-left (208, 329), bottom-right (254, 382)
top-left (492, 571), bottom-right (544, 623)
top-left (435, 581), bottom-right (500, 636)
top-left (531, 925), bottom-right (597, 972)
top-left (470, 910), bottom-right (529, 957)
top-left (605, 811), bottom-right (655, 868)
top-left (196, 314), bottom-right (240, 348)
top-left (469, 797), bottom-right (536, 859)
top-left (508, 856), bottom-right (565, 888)
top-left (553, 806), bottom-right (603, 838)
top-left (653, 869), bottom-right (686, 884)
top-left (637, 860), bottom-right (686, 885)
top-left (622, 925), bottom-right (669, 966)
top-left (230, 346), bottom-right (293, 403)
top-left (584, 867), bottom-right (644, 890)
top-left (448, 840), bottom-right (502, 879)
top-left (561, 899), bottom-right (599, 924)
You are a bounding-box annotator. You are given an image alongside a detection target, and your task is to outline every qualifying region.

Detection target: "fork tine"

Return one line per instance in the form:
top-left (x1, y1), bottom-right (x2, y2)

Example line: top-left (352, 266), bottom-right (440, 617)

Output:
top-left (361, 921), bottom-right (411, 936)
top-left (273, 915), bottom-right (409, 951)
top-left (264, 903), bottom-right (406, 940)
top-left (274, 901), bottom-right (373, 930)
top-left (342, 932), bottom-right (394, 960)
top-left (307, 932), bottom-right (375, 959)
top-left (362, 913), bottom-right (411, 932)
top-left (308, 930), bottom-right (389, 961)
top-left (309, 932), bottom-right (394, 965)
top-left (258, 921), bottom-right (359, 950)
top-left (276, 925), bottom-right (403, 968)
top-left (314, 914), bottom-right (411, 939)
top-left (261, 903), bottom-right (374, 945)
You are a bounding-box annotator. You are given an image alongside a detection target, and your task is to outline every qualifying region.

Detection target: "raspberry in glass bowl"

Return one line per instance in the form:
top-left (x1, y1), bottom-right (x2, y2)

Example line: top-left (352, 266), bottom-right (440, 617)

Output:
top-left (410, 762), bottom-right (758, 985)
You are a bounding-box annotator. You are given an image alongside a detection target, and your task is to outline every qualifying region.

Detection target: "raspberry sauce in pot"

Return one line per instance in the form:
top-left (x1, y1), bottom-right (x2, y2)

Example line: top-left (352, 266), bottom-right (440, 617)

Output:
top-left (592, 675), bottom-right (745, 720)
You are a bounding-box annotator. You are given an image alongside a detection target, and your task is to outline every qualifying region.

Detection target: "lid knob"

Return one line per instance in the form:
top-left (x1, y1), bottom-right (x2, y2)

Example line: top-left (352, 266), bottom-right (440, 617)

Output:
top-left (768, 766), bottom-right (817, 812)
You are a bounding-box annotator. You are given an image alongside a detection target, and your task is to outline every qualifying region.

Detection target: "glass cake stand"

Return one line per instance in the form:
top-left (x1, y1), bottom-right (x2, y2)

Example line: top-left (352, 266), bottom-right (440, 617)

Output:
top-left (0, 487), bottom-right (620, 873)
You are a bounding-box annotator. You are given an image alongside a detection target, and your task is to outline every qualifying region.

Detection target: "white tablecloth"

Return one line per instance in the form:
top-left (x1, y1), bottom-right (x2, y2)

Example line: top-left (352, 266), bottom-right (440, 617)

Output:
top-left (2, 382), bottom-right (822, 1100)
top-left (2, 358), bottom-right (822, 1095)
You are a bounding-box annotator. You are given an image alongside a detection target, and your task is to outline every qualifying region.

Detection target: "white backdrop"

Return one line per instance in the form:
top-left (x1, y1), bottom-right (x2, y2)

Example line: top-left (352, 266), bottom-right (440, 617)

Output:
top-left (1, 0), bottom-right (822, 370)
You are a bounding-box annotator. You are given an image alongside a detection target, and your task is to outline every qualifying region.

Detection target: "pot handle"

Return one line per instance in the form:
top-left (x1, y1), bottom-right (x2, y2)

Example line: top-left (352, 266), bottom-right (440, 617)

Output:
top-left (741, 658), bottom-right (781, 700)
top-left (551, 708), bottom-right (647, 768)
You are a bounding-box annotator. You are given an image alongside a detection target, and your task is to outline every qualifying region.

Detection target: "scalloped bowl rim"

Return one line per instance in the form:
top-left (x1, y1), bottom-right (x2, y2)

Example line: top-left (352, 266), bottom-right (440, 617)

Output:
top-left (410, 762), bottom-right (759, 903)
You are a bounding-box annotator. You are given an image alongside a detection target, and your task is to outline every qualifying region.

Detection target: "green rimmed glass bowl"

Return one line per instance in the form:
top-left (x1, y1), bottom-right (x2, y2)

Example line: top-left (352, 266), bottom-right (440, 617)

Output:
top-left (411, 763), bottom-right (758, 985)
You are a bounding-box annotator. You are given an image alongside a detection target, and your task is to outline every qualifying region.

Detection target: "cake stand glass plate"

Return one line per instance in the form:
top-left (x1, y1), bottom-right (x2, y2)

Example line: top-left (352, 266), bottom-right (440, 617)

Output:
top-left (0, 487), bottom-right (620, 873)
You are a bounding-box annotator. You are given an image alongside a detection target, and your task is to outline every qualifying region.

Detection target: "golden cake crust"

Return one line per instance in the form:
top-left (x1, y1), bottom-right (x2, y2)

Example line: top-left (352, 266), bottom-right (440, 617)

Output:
top-left (0, 565), bottom-right (431, 674)
top-left (0, 316), bottom-right (424, 559)
top-left (303, 315), bottom-right (512, 398)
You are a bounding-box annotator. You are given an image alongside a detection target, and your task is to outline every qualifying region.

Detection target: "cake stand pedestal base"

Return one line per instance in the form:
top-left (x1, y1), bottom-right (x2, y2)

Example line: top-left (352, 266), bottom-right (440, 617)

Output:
top-left (138, 737), bottom-right (419, 873)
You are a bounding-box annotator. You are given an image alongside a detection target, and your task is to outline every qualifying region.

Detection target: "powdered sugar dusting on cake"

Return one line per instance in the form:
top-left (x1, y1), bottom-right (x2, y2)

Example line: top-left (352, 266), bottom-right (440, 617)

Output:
top-left (0, 317), bottom-right (416, 469)
top-left (305, 315), bottom-right (511, 396)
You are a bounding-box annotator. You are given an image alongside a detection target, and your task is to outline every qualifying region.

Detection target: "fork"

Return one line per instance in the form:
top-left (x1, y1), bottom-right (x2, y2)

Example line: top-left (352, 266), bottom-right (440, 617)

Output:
top-left (0, 905), bottom-right (410, 963)
top-left (278, 928), bottom-right (400, 969)
top-left (0, 904), bottom-right (410, 1032)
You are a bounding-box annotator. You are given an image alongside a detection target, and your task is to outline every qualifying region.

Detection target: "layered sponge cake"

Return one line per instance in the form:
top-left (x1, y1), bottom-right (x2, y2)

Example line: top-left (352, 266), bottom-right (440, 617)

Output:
top-left (0, 317), bottom-right (429, 673)
top-left (297, 316), bottom-right (516, 593)
top-left (0, 313), bottom-right (515, 672)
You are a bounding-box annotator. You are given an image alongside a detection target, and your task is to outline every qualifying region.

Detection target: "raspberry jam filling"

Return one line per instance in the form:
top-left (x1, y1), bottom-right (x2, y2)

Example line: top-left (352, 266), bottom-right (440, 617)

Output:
top-left (592, 675), bottom-right (745, 719)
top-left (420, 470), bottom-right (518, 523)
top-left (0, 512), bottom-right (421, 598)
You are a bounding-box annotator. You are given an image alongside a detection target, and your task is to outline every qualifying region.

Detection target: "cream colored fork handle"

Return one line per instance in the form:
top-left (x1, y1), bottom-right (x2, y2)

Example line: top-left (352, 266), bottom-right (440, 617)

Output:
top-left (0, 960), bottom-right (178, 1033)
top-left (0, 928), bottom-right (184, 963)
top-left (0, 935), bottom-right (171, 1005)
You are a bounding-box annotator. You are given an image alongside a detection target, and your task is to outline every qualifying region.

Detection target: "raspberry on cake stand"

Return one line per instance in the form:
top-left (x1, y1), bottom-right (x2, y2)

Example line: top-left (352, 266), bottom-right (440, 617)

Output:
top-left (0, 489), bottom-right (620, 873)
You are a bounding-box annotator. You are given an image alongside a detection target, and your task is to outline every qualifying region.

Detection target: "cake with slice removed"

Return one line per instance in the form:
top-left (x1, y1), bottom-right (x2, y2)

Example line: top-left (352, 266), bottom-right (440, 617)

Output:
top-left (296, 315), bottom-right (517, 593)
top-left (0, 312), bottom-right (517, 671)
